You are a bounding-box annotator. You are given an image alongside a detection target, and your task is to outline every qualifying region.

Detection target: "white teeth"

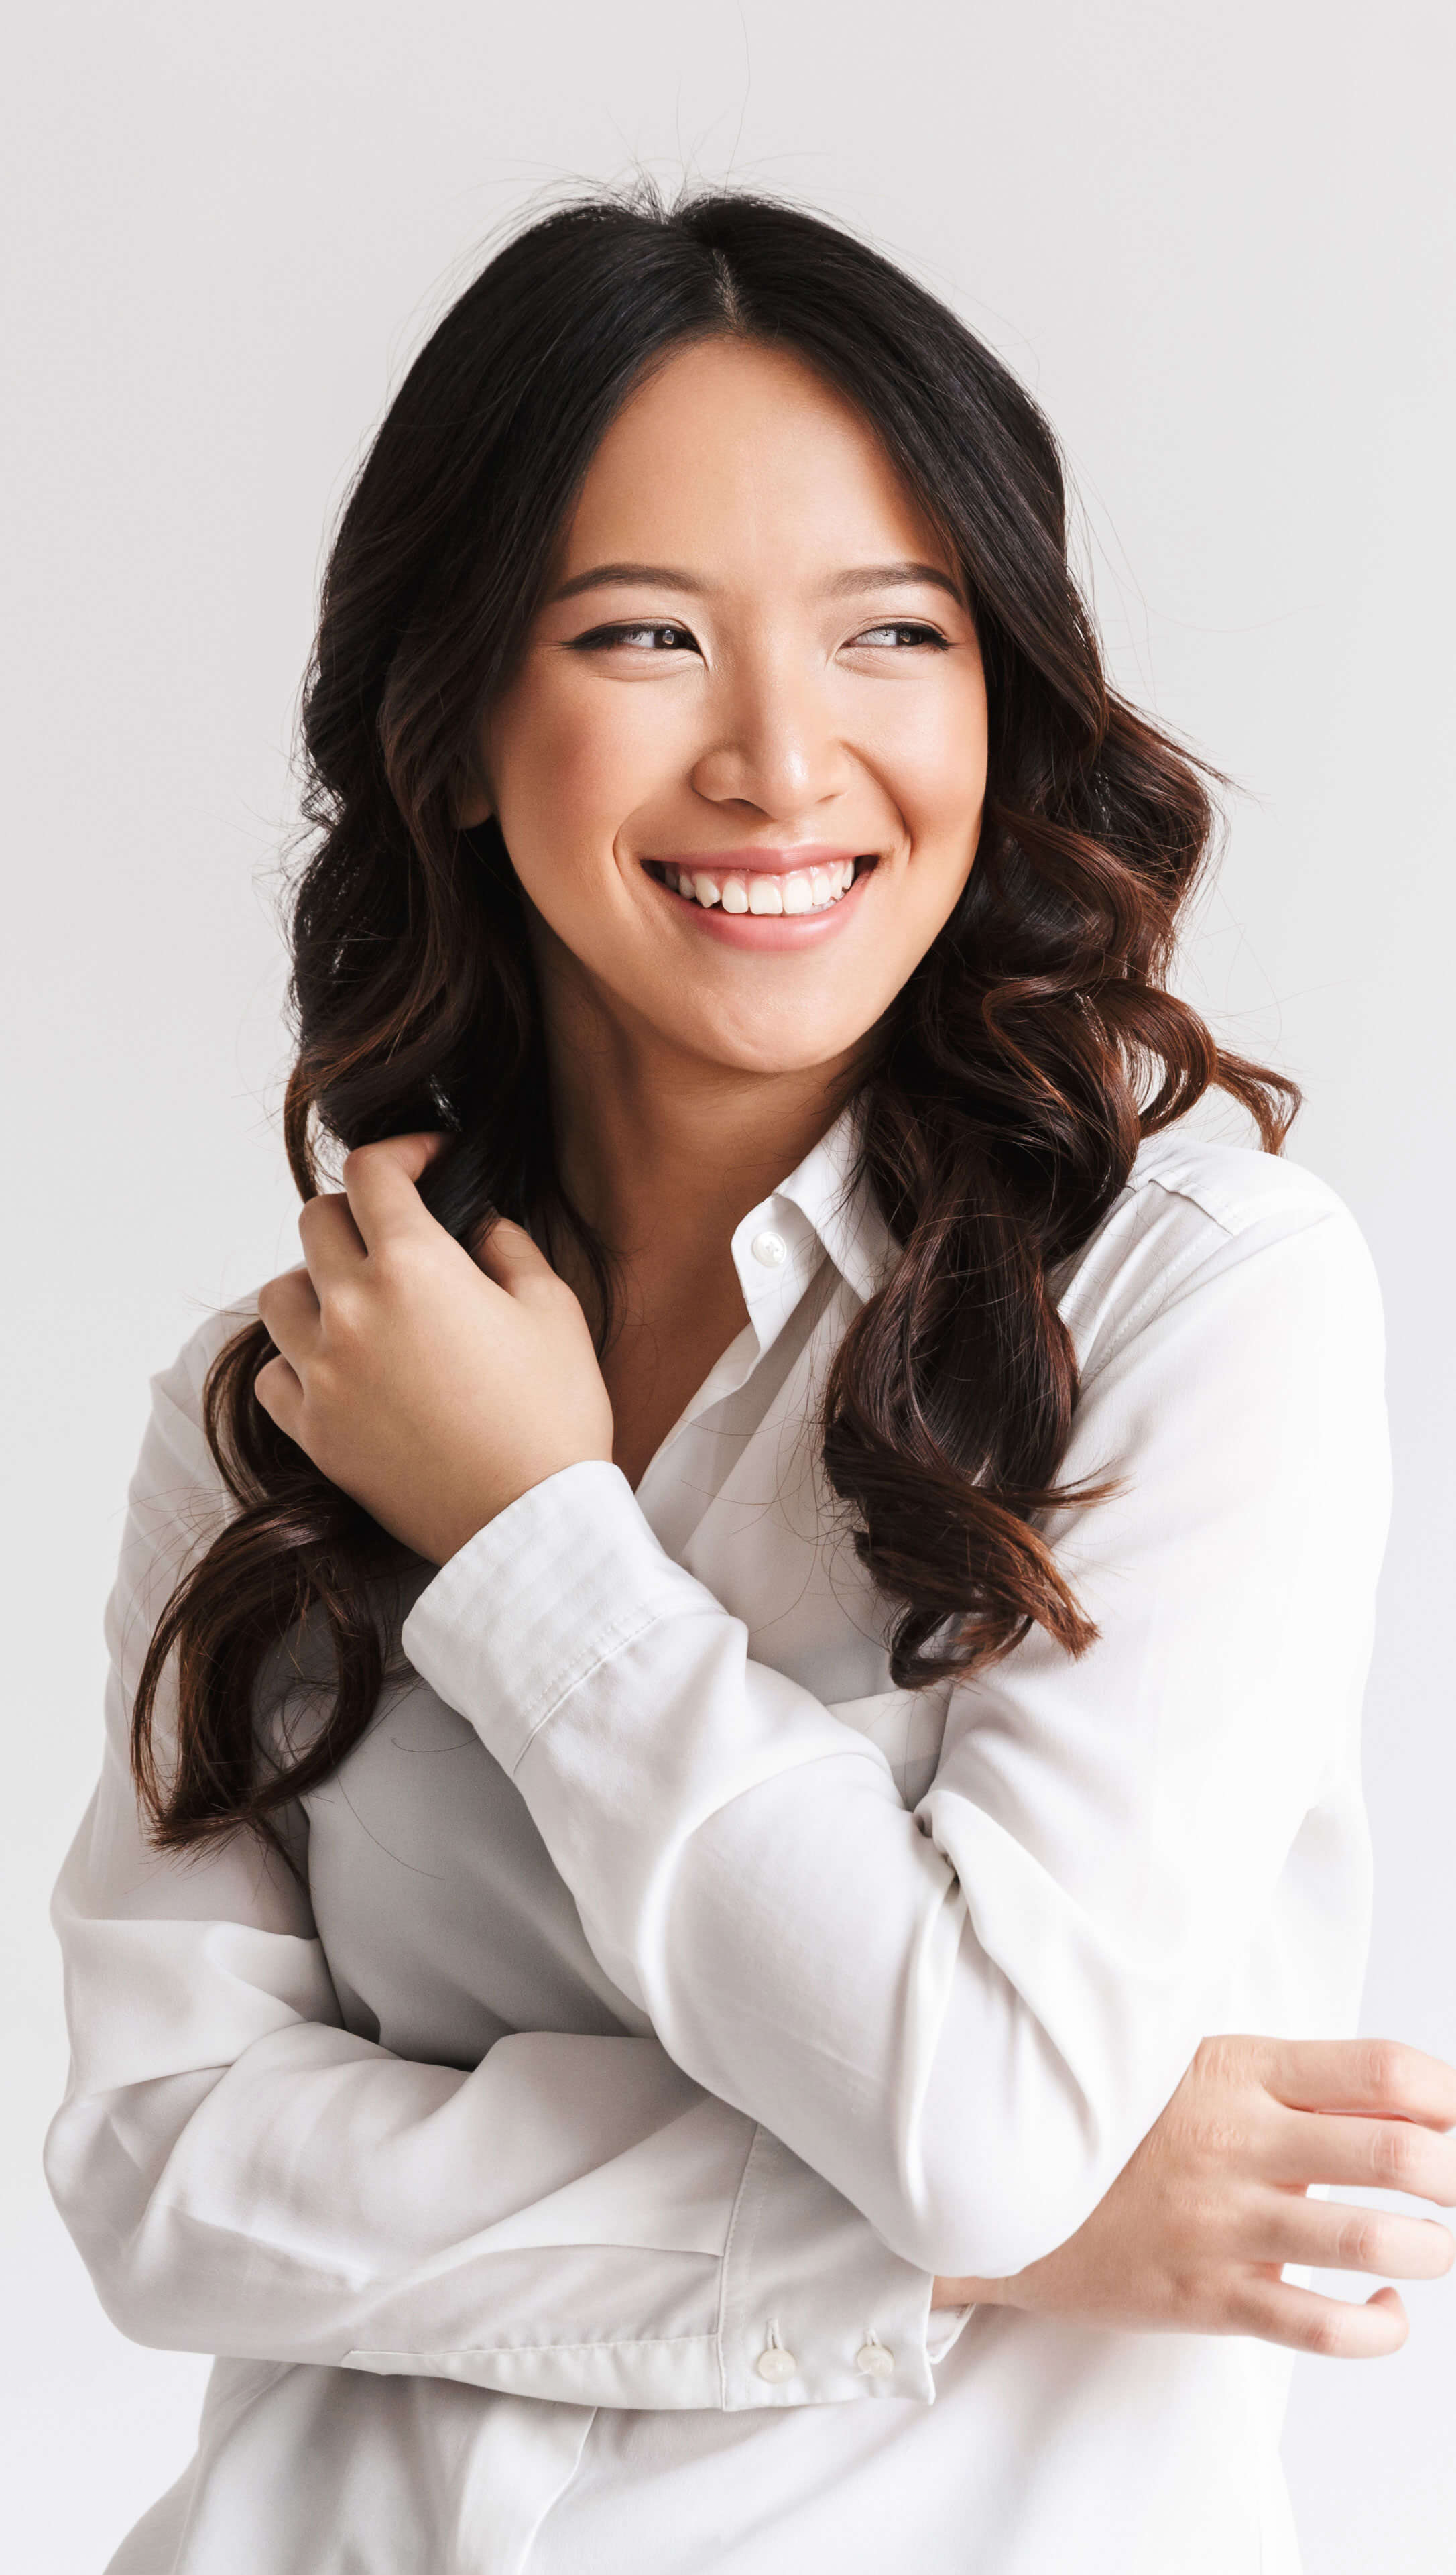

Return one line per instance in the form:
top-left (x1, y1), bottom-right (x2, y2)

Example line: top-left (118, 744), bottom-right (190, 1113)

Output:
top-left (662, 857), bottom-right (864, 912)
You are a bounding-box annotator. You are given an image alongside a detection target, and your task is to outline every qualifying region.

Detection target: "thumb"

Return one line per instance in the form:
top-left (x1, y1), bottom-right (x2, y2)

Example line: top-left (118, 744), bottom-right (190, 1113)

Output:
top-left (340, 1131), bottom-right (455, 1249)
top-left (355, 1129), bottom-right (454, 1188)
top-left (469, 1211), bottom-right (562, 1296)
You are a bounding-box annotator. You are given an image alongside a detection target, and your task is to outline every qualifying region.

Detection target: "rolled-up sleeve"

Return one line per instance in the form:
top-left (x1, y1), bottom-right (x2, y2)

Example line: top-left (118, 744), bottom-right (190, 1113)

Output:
top-left (402, 1184), bottom-right (1390, 2281)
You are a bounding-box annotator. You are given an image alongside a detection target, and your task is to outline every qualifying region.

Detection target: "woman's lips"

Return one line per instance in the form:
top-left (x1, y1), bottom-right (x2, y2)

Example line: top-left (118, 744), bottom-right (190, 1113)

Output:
top-left (642, 851), bottom-right (879, 948)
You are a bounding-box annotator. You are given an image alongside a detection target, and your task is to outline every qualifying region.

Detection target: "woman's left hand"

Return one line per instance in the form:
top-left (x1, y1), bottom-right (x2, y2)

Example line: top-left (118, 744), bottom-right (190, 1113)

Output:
top-left (254, 1133), bottom-right (614, 1563)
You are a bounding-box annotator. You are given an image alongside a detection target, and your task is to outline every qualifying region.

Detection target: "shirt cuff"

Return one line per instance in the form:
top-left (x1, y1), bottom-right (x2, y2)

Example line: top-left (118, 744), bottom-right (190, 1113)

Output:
top-left (401, 1458), bottom-right (721, 1780)
top-left (718, 2125), bottom-right (941, 2407)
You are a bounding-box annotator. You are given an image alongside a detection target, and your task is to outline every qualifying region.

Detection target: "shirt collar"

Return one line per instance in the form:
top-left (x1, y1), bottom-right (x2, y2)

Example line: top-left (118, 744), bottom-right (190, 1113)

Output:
top-left (727, 1096), bottom-right (902, 1361)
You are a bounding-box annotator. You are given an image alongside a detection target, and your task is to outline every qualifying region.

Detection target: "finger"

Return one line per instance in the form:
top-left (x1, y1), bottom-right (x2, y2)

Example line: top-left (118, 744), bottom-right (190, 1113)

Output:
top-left (469, 1212), bottom-right (566, 1298)
top-left (1366, 2284), bottom-right (1409, 2326)
top-left (1247, 2191), bottom-right (1455, 2281)
top-left (254, 1350), bottom-right (304, 1432)
top-left (1230, 2276), bottom-right (1410, 2360)
top-left (1265, 2037), bottom-right (1456, 2130)
top-left (340, 1134), bottom-right (453, 1251)
top-left (297, 1190), bottom-right (367, 1288)
top-left (255, 1267), bottom-right (320, 1366)
top-left (1266, 2109), bottom-right (1456, 2204)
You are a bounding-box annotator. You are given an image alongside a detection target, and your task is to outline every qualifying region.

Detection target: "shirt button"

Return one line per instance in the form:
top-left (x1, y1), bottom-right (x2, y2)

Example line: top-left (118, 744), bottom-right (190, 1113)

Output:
top-left (855, 2342), bottom-right (895, 2378)
top-left (750, 1228), bottom-right (788, 1268)
top-left (755, 2346), bottom-right (798, 2382)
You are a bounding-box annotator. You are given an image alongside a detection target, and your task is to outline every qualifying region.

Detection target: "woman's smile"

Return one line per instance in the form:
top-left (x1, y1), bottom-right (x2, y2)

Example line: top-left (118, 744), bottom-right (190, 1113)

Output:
top-left (641, 846), bottom-right (879, 946)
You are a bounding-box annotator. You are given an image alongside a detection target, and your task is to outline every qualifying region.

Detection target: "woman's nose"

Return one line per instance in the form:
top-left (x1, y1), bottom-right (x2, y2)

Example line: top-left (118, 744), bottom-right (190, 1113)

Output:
top-left (689, 665), bottom-right (849, 821)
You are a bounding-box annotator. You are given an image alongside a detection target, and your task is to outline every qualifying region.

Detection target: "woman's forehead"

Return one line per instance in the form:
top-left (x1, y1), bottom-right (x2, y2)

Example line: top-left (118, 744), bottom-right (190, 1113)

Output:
top-left (552, 337), bottom-right (957, 591)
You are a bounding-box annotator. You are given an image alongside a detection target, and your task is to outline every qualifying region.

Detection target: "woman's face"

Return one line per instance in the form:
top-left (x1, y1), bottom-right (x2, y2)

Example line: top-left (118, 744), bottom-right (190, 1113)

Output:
top-left (469, 336), bottom-right (989, 1082)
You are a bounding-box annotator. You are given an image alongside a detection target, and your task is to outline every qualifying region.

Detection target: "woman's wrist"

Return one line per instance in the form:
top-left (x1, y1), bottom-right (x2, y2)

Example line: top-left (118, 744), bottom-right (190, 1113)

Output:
top-left (931, 2273), bottom-right (1006, 2309)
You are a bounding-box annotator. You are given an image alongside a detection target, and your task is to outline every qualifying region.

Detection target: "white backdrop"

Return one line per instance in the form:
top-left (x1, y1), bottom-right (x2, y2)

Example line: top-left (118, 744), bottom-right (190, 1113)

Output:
top-left (4, 3), bottom-right (1453, 2566)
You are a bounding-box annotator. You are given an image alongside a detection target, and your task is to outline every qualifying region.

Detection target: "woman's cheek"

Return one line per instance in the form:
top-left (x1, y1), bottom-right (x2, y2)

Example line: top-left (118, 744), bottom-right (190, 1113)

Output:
top-left (882, 717), bottom-right (987, 870)
top-left (502, 681), bottom-right (686, 856)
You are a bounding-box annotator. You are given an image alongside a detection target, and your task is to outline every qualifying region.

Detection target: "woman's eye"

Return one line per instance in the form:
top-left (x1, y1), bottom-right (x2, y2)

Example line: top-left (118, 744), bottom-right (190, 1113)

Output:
top-left (849, 621), bottom-right (951, 650)
top-left (570, 620), bottom-right (700, 653)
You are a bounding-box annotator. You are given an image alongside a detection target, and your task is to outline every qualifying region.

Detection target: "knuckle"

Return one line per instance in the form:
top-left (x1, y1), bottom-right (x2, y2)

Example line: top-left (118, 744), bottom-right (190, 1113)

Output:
top-left (254, 1356), bottom-right (288, 1416)
top-left (1181, 2181), bottom-right (1236, 2245)
top-left (1192, 2034), bottom-right (1237, 2087)
top-left (1303, 2304), bottom-right (1351, 2359)
top-left (370, 1240), bottom-right (418, 1295)
top-left (1372, 2124), bottom-right (1420, 2189)
top-left (308, 1345), bottom-right (345, 1401)
top-left (1334, 2210), bottom-right (1383, 2270)
top-left (1193, 2033), bottom-right (1264, 2101)
top-left (1361, 2040), bottom-right (1410, 2106)
top-left (1213, 2116), bottom-right (1254, 2159)
top-left (297, 1190), bottom-right (337, 1237)
top-left (1186, 2112), bottom-right (1252, 2168)
top-left (323, 1296), bottom-right (361, 1352)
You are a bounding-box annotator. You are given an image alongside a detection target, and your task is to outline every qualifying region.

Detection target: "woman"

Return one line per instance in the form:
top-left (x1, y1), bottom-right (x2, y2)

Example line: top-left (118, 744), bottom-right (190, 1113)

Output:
top-left (47, 188), bottom-right (1455, 2574)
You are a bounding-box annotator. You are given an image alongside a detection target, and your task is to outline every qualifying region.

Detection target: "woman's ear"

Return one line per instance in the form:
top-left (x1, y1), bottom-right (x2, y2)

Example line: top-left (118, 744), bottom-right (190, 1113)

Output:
top-left (455, 764), bottom-right (493, 828)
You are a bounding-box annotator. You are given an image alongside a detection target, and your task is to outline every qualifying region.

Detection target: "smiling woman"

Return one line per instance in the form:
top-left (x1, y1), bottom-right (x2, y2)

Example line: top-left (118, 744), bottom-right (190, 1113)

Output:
top-left (472, 342), bottom-right (988, 994)
top-left (45, 188), bottom-right (1454, 2575)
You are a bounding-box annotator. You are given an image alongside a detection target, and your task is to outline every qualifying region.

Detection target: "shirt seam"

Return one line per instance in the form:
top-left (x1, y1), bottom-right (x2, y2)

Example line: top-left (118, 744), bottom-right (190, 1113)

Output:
top-left (715, 2120), bottom-right (770, 2407)
top-left (1079, 1195), bottom-right (1337, 1389)
top-left (343, 2332), bottom-right (720, 2360)
top-left (507, 1599), bottom-right (678, 1775)
top-left (1130, 1167), bottom-right (1243, 1241)
top-left (1077, 1230), bottom-right (1217, 1389)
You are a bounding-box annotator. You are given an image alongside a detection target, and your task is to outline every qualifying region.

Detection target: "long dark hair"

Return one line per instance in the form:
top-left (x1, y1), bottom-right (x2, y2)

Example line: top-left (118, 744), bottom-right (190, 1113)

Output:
top-left (133, 185), bottom-right (1296, 1859)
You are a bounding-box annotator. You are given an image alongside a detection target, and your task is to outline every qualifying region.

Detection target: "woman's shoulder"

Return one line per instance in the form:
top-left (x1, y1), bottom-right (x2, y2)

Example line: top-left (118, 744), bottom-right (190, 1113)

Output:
top-left (1124, 1127), bottom-right (1356, 1243)
top-left (1056, 1128), bottom-right (1382, 1382)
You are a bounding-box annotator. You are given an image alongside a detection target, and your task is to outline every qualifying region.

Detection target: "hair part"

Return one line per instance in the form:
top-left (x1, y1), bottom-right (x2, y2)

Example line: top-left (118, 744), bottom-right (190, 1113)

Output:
top-left (133, 180), bottom-right (1296, 1863)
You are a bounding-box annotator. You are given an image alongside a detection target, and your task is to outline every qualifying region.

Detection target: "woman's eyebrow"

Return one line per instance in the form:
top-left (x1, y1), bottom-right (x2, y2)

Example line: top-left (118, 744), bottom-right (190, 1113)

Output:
top-left (548, 559), bottom-right (965, 606)
top-left (549, 562), bottom-right (713, 604)
top-left (824, 561), bottom-right (964, 601)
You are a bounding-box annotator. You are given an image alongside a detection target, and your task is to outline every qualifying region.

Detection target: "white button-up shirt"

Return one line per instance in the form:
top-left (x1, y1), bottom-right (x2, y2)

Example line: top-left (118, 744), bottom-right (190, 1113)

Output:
top-left (46, 1106), bottom-right (1390, 2574)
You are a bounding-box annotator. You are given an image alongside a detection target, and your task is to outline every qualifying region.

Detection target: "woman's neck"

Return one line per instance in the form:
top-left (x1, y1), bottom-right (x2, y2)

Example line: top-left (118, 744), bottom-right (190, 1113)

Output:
top-left (534, 952), bottom-right (864, 1292)
top-left (555, 1047), bottom-right (848, 1283)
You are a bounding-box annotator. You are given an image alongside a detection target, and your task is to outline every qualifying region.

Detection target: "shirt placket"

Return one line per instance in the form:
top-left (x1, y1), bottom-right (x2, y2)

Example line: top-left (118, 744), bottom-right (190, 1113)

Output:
top-left (630, 1196), bottom-right (825, 1530)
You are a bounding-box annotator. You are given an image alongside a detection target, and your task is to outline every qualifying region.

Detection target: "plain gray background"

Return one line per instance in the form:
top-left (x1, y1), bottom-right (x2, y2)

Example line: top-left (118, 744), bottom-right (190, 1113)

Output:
top-left (4, 3), bottom-right (1453, 2566)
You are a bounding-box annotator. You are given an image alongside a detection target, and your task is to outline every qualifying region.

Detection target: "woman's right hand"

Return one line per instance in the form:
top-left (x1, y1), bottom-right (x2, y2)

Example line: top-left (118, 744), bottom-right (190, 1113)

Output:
top-left (932, 2035), bottom-right (1456, 2357)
